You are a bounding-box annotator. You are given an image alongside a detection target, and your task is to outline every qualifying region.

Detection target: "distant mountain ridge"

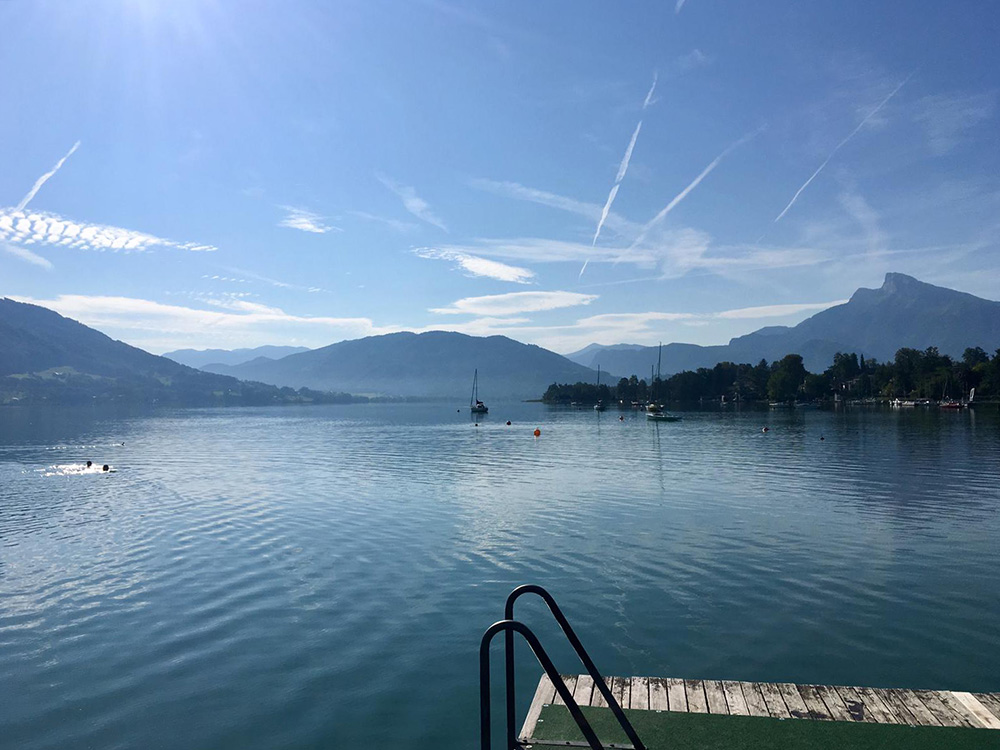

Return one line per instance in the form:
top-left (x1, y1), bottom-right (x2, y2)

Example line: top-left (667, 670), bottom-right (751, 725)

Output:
top-left (573, 274), bottom-right (1000, 376)
top-left (0, 298), bottom-right (291, 405)
top-left (163, 345), bottom-right (311, 369)
top-left (204, 330), bottom-right (602, 398)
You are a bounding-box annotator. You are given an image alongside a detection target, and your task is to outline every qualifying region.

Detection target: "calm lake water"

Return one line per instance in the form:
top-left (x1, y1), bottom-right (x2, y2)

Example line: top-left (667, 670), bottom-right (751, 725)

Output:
top-left (1, 403), bottom-right (999, 749)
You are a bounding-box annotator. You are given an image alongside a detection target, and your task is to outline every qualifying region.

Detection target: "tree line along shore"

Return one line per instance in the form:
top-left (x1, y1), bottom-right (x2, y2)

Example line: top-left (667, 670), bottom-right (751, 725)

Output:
top-left (542, 347), bottom-right (1000, 405)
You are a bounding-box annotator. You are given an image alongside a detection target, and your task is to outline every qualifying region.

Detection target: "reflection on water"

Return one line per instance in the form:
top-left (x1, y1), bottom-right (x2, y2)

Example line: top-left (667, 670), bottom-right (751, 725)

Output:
top-left (1, 403), bottom-right (999, 749)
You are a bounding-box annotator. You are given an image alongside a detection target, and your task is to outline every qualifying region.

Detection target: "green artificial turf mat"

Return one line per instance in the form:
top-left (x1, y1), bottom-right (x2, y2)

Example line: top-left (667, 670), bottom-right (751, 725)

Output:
top-left (530, 704), bottom-right (1000, 749)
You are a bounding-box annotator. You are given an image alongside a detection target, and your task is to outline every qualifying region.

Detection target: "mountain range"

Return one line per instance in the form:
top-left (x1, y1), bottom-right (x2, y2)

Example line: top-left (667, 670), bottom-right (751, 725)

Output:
top-left (565, 273), bottom-right (1000, 375)
top-left (201, 331), bottom-right (601, 398)
top-left (0, 299), bottom-right (295, 406)
top-left (3, 273), bottom-right (998, 404)
top-left (163, 345), bottom-right (311, 369)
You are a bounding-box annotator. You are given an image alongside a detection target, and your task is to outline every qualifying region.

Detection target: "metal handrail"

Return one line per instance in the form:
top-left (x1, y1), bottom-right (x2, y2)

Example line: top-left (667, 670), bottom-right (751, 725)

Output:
top-left (481, 619), bottom-right (603, 750)
top-left (504, 585), bottom-right (646, 750)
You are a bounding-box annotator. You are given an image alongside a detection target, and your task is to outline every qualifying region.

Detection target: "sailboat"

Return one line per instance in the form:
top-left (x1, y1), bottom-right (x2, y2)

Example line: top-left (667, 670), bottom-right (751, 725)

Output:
top-left (646, 343), bottom-right (681, 422)
top-left (470, 369), bottom-right (488, 414)
top-left (594, 364), bottom-right (606, 411)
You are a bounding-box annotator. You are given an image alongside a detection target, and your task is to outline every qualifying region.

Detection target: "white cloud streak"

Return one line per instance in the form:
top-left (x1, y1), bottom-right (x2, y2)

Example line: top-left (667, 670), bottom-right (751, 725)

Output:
top-left (0, 208), bottom-right (217, 253)
top-left (12, 294), bottom-right (385, 353)
top-left (628, 129), bottom-right (760, 252)
top-left (413, 247), bottom-right (535, 283)
top-left (278, 206), bottom-right (340, 234)
top-left (377, 174), bottom-right (448, 232)
top-left (4, 242), bottom-right (53, 270)
top-left (774, 74), bottom-right (912, 223)
top-left (431, 290), bottom-right (598, 316)
top-left (675, 0), bottom-right (687, 13)
top-left (588, 72), bottom-right (658, 272)
top-left (643, 73), bottom-right (658, 109)
top-left (17, 141), bottom-right (80, 211)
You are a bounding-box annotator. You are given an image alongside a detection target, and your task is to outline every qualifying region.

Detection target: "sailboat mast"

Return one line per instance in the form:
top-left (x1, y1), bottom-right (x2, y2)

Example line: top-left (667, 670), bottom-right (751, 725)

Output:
top-left (471, 368), bottom-right (477, 407)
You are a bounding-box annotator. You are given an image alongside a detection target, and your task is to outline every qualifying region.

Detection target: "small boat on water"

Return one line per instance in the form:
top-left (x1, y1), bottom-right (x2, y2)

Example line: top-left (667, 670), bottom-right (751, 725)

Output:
top-left (646, 411), bottom-right (682, 422)
top-left (645, 343), bottom-right (681, 422)
top-left (470, 368), bottom-right (488, 414)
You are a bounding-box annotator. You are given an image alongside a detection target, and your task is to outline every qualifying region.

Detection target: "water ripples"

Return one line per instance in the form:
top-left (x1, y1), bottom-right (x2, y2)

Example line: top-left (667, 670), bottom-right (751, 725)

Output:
top-left (1, 403), bottom-right (999, 748)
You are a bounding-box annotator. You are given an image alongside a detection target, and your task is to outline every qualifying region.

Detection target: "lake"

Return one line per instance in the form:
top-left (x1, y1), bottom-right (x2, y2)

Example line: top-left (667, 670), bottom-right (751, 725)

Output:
top-left (1, 403), bottom-right (999, 749)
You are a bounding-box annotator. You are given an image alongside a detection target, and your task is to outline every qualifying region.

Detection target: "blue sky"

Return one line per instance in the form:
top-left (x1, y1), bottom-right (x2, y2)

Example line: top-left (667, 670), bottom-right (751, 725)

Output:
top-left (2, 0), bottom-right (998, 354)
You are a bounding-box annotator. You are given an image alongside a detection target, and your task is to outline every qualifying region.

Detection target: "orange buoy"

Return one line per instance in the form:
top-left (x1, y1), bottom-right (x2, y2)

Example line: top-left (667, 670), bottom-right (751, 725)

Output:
top-left (533, 428), bottom-right (541, 437)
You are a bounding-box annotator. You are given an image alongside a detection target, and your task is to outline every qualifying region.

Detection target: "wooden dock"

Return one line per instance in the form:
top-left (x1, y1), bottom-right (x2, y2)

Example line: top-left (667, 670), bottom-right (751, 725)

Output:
top-left (521, 674), bottom-right (1000, 742)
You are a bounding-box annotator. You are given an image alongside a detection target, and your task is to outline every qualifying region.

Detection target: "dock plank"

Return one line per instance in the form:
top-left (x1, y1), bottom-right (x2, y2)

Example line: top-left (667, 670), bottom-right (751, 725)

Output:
top-left (630, 677), bottom-right (650, 710)
top-left (685, 679), bottom-right (709, 714)
top-left (974, 693), bottom-right (1000, 722)
top-left (571, 674), bottom-right (594, 708)
top-left (873, 688), bottom-right (921, 725)
top-left (611, 676), bottom-right (630, 710)
top-left (795, 684), bottom-right (832, 721)
top-left (520, 675), bottom-right (555, 740)
top-left (757, 681), bottom-right (791, 718)
top-left (854, 688), bottom-right (899, 724)
top-left (704, 680), bottom-right (728, 714)
top-left (777, 683), bottom-right (809, 718)
top-left (648, 678), bottom-right (669, 710)
top-left (936, 691), bottom-right (987, 728)
top-left (891, 689), bottom-right (939, 726)
top-left (836, 685), bottom-right (873, 722)
top-left (722, 681), bottom-right (750, 716)
top-left (741, 682), bottom-right (770, 718)
top-left (914, 690), bottom-right (975, 728)
top-left (951, 692), bottom-right (1000, 729)
top-left (590, 676), bottom-right (614, 708)
top-left (553, 675), bottom-right (577, 706)
top-left (666, 678), bottom-right (687, 712)
top-left (813, 685), bottom-right (854, 722)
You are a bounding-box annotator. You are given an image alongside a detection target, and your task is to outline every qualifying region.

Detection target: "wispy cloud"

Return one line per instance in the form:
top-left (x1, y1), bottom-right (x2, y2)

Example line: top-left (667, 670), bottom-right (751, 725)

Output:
top-left (628, 129), bottom-right (761, 252)
top-left (278, 206), bottom-right (340, 234)
top-left (377, 174), bottom-right (448, 231)
top-left (838, 190), bottom-right (887, 256)
top-left (675, 0), bottom-right (688, 14)
top-left (12, 294), bottom-right (385, 353)
top-left (430, 290), bottom-right (597, 316)
top-left (0, 208), bottom-right (216, 253)
top-left (915, 91), bottom-right (996, 156)
top-left (413, 247), bottom-right (535, 283)
top-left (4, 242), bottom-right (53, 270)
top-left (349, 210), bottom-right (420, 233)
top-left (17, 141), bottom-right (80, 211)
top-left (774, 74), bottom-right (912, 223)
top-left (715, 300), bottom-right (848, 319)
top-left (470, 178), bottom-right (641, 236)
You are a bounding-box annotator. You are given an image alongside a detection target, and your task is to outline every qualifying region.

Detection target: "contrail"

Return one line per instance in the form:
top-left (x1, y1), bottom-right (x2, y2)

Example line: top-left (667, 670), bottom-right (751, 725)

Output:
top-left (585, 73), bottom-right (657, 275)
top-left (642, 73), bottom-right (658, 110)
top-left (629, 128), bottom-right (762, 251)
top-left (773, 75), bottom-right (912, 223)
top-left (17, 141), bottom-right (81, 211)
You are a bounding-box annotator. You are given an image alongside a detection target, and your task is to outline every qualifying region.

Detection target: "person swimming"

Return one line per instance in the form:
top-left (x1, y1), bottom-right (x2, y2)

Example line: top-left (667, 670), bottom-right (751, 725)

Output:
top-left (86, 461), bottom-right (93, 468)
top-left (102, 465), bottom-right (109, 472)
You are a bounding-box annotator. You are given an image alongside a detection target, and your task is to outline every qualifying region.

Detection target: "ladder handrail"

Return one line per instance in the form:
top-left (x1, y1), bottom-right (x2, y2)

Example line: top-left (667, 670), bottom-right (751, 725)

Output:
top-left (481, 619), bottom-right (604, 750)
top-left (503, 585), bottom-right (646, 750)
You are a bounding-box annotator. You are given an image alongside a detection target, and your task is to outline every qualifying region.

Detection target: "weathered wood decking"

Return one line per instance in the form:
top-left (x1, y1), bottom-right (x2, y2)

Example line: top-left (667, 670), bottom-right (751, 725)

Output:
top-left (521, 674), bottom-right (1000, 742)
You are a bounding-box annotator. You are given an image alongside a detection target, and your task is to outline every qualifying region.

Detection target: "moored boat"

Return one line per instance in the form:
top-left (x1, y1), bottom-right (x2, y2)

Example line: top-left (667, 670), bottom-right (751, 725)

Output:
top-left (470, 368), bottom-right (488, 414)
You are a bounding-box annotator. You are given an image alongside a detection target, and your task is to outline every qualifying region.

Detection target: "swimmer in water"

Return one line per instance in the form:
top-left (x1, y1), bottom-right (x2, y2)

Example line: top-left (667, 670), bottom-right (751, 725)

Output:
top-left (506, 420), bottom-right (511, 426)
top-left (86, 461), bottom-right (92, 468)
top-left (762, 426), bottom-right (770, 433)
top-left (102, 465), bottom-right (109, 472)
top-left (619, 415), bottom-right (624, 421)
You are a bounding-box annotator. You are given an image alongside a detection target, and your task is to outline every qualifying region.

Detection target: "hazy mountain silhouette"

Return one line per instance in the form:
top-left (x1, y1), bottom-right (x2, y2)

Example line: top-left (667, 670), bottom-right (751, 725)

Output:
top-left (204, 330), bottom-right (601, 398)
top-left (570, 274), bottom-right (1000, 375)
top-left (0, 298), bottom-right (284, 405)
top-left (163, 345), bottom-right (310, 369)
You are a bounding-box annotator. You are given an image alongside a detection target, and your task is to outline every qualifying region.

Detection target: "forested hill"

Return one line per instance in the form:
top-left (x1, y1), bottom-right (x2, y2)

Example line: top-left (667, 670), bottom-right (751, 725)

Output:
top-left (568, 274), bottom-right (1000, 376)
top-left (0, 298), bottom-right (340, 406)
top-left (204, 330), bottom-right (602, 398)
